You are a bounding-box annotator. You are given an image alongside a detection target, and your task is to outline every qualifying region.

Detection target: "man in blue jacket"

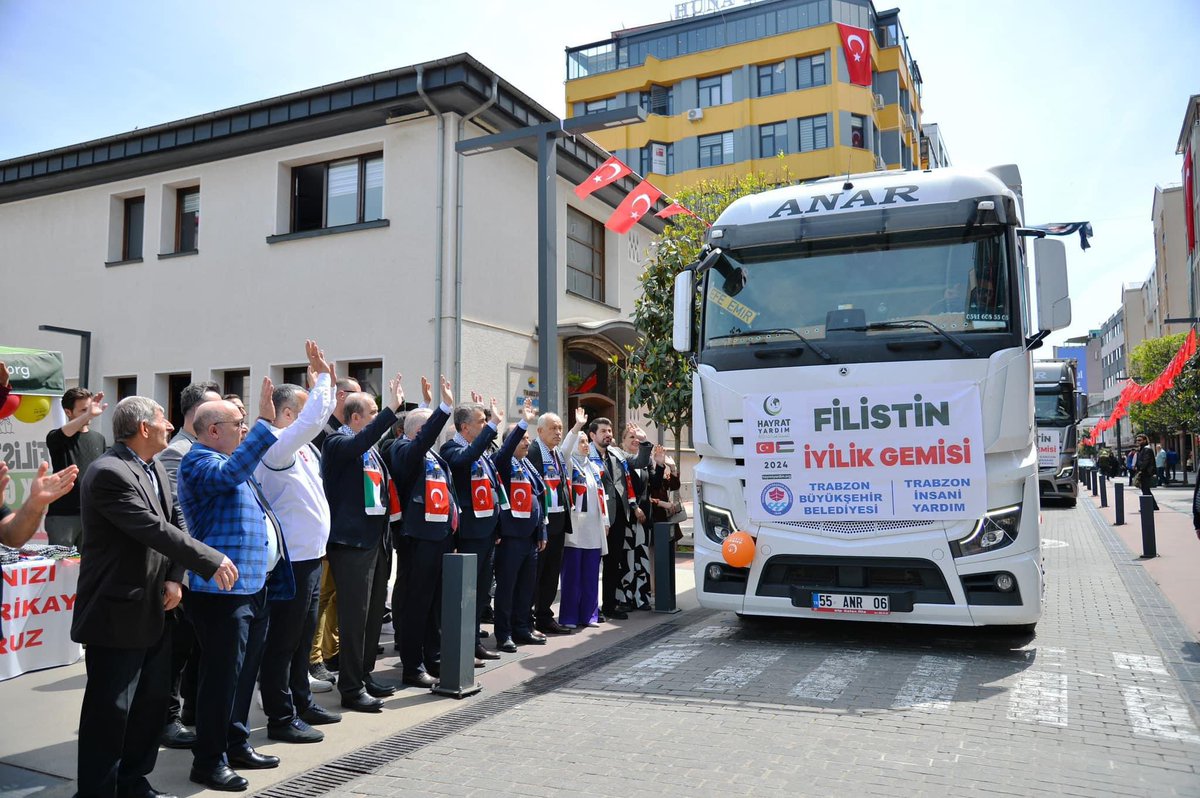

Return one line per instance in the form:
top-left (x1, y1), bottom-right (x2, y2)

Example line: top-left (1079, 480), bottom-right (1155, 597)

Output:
top-left (321, 372), bottom-right (405, 712)
top-left (493, 399), bottom-right (548, 652)
top-left (440, 394), bottom-right (517, 661)
top-left (179, 379), bottom-right (295, 792)
top-left (390, 376), bottom-right (458, 687)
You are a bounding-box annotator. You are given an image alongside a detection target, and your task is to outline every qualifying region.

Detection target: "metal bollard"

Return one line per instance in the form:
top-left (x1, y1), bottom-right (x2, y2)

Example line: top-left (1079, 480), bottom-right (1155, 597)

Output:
top-left (1114, 481), bottom-right (1124, 525)
top-left (653, 522), bottom-right (681, 614)
top-left (1099, 474), bottom-right (1108, 508)
top-left (1089, 469), bottom-right (1097, 496)
top-left (433, 552), bottom-right (482, 699)
top-left (1139, 495), bottom-right (1157, 559)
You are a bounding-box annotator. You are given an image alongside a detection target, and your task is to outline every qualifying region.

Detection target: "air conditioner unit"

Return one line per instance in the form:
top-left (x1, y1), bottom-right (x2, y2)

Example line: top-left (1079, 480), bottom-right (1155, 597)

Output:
top-left (874, 156), bottom-right (887, 171)
top-left (872, 93), bottom-right (885, 110)
top-left (686, 107), bottom-right (704, 121)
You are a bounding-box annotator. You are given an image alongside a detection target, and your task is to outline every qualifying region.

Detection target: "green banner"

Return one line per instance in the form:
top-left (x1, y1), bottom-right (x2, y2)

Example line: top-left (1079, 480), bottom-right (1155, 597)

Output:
top-left (0, 346), bottom-right (65, 395)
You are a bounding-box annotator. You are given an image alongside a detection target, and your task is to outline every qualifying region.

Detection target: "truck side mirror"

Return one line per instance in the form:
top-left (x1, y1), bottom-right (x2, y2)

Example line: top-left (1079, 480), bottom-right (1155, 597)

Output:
top-left (1034, 238), bottom-right (1071, 332)
top-left (673, 270), bottom-right (695, 353)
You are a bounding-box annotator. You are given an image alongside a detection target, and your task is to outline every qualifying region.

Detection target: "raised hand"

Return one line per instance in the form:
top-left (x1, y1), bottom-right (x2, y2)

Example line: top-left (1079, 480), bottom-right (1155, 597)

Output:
top-left (257, 377), bottom-right (276, 423)
top-left (490, 397), bottom-right (505, 427)
top-left (388, 373), bottom-right (405, 411)
top-left (573, 406), bottom-right (587, 430)
top-left (306, 339), bottom-right (332, 377)
top-left (440, 375), bottom-right (454, 407)
top-left (521, 397), bottom-right (537, 425)
top-left (421, 376), bottom-right (433, 406)
top-left (470, 390), bottom-right (484, 405)
top-left (630, 422), bottom-right (647, 443)
top-left (652, 444), bottom-right (666, 466)
top-left (27, 462), bottom-right (78, 509)
top-left (87, 391), bottom-right (108, 419)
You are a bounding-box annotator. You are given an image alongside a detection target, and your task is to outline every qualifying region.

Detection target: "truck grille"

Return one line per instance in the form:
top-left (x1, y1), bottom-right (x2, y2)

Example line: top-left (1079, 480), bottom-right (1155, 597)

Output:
top-left (775, 519), bottom-right (936, 536)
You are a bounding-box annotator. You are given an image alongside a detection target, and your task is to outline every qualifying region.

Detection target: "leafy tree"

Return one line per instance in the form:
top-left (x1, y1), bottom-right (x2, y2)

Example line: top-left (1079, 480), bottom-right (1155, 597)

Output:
top-left (615, 167), bottom-right (789, 465)
top-left (1127, 332), bottom-right (1200, 440)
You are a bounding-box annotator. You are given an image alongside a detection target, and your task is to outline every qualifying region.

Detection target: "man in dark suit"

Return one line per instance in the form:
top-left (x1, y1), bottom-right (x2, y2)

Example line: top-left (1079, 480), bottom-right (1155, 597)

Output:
top-left (440, 395), bottom-right (511, 661)
top-left (321, 373), bottom-right (405, 712)
top-left (179, 381), bottom-right (295, 792)
top-left (72, 396), bottom-right (236, 798)
top-left (390, 376), bottom-right (459, 687)
top-left (587, 418), bottom-right (652, 620)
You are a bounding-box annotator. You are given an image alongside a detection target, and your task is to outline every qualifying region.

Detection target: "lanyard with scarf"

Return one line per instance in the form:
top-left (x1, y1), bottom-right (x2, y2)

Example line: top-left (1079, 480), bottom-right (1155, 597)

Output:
top-left (508, 457), bottom-right (543, 519)
top-left (423, 452), bottom-right (453, 523)
top-left (590, 447), bottom-right (636, 504)
top-left (571, 458), bottom-right (608, 523)
top-left (342, 425), bottom-right (389, 517)
top-left (538, 443), bottom-right (567, 513)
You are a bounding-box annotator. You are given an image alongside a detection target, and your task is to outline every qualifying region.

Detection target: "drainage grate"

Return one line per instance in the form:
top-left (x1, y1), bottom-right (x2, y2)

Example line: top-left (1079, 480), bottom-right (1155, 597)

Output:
top-left (256, 608), bottom-right (713, 798)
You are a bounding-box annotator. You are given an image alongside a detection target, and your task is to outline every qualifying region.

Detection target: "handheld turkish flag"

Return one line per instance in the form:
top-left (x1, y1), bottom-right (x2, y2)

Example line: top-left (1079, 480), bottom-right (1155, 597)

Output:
top-left (470, 461), bottom-right (496, 517)
top-left (575, 156), bottom-right (632, 200)
top-left (510, 474), bottom-right (533, 519)
top-left (837, 24), bottom-right (873, 87)
top-left (605, 179), bottom-right (662, 234)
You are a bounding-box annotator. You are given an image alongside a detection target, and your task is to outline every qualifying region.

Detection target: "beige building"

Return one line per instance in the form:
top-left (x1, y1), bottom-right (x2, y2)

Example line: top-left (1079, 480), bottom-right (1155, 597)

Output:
top-left (1150, 184), bottom-right (1190, 337)
top-left (0, 55), bottom-right (665, 439)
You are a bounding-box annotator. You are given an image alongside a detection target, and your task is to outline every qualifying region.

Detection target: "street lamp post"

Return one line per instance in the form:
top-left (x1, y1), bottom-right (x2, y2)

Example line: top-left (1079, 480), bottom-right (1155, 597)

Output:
top-left (456, 106), bottom-right (646, 415)
top-left (38, 324), bottom-right (92, 389)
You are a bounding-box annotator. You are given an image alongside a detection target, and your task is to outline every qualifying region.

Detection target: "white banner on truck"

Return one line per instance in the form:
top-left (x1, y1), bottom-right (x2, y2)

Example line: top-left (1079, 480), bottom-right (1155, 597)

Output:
top-left (1036, 428), bottom-right (1062, 470)
top-left (744, 382), bottom-right (987, 522)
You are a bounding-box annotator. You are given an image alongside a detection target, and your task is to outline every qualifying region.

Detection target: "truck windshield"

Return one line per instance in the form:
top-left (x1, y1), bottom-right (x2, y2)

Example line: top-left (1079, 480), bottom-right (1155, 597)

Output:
top-left (703, 228), bottom-right (1011, 348)
top-left (1034, 389), bottom-right (1073, 426)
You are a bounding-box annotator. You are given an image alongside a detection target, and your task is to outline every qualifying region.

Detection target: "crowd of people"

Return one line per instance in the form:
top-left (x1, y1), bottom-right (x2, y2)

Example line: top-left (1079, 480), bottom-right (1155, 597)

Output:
top-left (6, 342), bottom-right (685, 797)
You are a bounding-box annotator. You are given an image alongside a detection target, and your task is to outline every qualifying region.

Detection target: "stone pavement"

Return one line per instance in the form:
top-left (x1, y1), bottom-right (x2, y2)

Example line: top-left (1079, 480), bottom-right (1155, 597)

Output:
top-left (322, 499), bottom-right (1200, 798)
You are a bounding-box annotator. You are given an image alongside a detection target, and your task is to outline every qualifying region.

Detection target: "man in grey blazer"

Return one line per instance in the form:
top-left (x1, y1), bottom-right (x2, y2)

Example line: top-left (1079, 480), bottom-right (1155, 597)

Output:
top-left (72, 396), bottom-right (238, 798)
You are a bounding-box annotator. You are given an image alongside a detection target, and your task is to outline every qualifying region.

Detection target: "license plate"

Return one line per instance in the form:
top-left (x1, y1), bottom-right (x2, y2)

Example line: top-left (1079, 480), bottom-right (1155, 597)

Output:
top-left (811, 592), bottom-right (890, 615)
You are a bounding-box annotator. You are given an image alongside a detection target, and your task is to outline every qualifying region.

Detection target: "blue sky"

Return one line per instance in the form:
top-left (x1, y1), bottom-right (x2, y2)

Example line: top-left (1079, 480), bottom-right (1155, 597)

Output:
top-left (2, 0), bottom-right (1196, 345)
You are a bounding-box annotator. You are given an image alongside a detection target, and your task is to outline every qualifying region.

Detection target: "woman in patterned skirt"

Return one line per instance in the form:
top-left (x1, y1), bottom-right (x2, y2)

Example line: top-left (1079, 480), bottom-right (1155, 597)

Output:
top-left (619, 424), bottom-right (653, 610)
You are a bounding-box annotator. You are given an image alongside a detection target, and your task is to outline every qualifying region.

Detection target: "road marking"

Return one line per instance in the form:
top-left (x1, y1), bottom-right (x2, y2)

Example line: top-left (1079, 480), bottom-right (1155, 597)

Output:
top-left (891, 655), bottom-right (965, 713)
top-left (606, 648), bottom-right (702, 687)
top-left (789, 650), bottom-right (878, 702)
top-left (690, 625), bottom-right (736, 640)
top-left (1007, 671), bottom-right (1068, 727)
top-left (1040, 538), bottom-right (1069, 549)
top-left (1118, 684), bottom-right (1200, 744)
top-left (1113, 652), bottom-right (1169, 676)
top-left (697, 651), bottom-right (784, 692)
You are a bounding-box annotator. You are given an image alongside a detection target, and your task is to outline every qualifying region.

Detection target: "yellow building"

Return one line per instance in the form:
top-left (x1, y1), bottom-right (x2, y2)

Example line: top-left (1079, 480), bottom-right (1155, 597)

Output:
top-left (565, 0), bottom-right (936, 195)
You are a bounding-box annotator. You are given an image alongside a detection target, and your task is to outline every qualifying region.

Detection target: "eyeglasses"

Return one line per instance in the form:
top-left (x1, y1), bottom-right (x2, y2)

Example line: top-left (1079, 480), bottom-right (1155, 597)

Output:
top-left (214, 419), bottom-right (248, 429)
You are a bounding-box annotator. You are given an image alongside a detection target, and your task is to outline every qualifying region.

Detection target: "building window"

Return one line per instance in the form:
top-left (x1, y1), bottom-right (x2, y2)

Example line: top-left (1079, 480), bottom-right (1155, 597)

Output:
top-left (116, 377), bottom-right (137, 401)
top-left (851, 114), bottom-right (866, 149)
top-left (222, 369), bottom-right (250, 404)
top-left (167, 372), bottom-right (191, 431)
top-left (798, 115), bottom-right (829, 152)
top-left (567, 207), bottom-right (605, 302)
top-left (757, 62), bottom-right (785, 97)
top-left (699, 131), bottom-right (733, 168)
top-left (292, 152), bottom-right (383, 233)
top-left (759, 122), bottom-right (788, 157)
top-left (347, 360), bottom-right (383, 400)
top-left (176, 187), bottom-right (199, 252)
top-left (796, 52), bottom-right (827, 89)
top-left (642, 142), bottom-right (673, 176)
top-left (584, 97), bottom-right (616, 114)
top-left (640, 84), bottom-right (674, 116)
top-left (698, 73), bottom-right (732, 108)
top-left (123, 197), bottom-right (144, 260)
top-left (282, 365), bottom-right (308, 387)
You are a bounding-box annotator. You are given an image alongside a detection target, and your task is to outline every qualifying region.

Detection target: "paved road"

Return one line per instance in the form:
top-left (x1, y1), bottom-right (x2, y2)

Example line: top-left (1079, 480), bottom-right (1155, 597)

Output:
top-left (326, 500), bottom-right (1200, 797)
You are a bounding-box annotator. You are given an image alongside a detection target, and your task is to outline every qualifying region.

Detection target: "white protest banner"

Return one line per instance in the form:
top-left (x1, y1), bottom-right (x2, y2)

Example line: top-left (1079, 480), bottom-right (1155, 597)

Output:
top-left (744, 382), bottom-right (987, 522)
top-left (1037, 428), bottom-right (1062, 469)
top-left (0, 558), bottom-right (82, 680)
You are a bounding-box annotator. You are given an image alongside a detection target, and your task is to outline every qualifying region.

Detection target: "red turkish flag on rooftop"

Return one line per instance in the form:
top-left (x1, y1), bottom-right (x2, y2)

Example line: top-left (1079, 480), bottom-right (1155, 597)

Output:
top-left (605, 179), bottom-right (662, 234)
top-left (837, 24), bottom-right (873, 87)
top-left (574, 156), bottom-right (632, 200)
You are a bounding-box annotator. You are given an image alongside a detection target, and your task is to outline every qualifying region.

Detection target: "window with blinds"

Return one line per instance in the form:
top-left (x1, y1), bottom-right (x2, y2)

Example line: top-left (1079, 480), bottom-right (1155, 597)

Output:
top-left (176, 187), bottom-right (199, 252)
top-left (798, 115), bottom-right (829, 152)
top-left (292, 152), bottom-right (383, 233)
top-left (699, 132), bottom-right (734, 168)
top-left (796, 52), bottom-right (827, 90)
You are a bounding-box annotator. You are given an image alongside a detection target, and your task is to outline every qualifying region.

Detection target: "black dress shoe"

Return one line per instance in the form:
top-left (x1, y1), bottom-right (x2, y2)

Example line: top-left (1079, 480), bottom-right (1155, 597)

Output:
top-left (299, 704), bottom-right (342, 725)
top-left (513, 632), bottom-right (547, 645)
top-left (190, 765), bottom-right (248, 792)
top-left (159, 719), bottom-right (196, 749)
top-left (497, 638), bottom-right (518, 653)
top-left (475, 644), bottom-right (501, 660)
top-left (536, 620), bottom-right (575, 635)
top-left (402, 671), bottom-right (437, 688)
top-left (364, 676), bottom-right (397, 697)
top-left (426, 661), bottom-right (441, 679)
top-left (606, 608), bottom-right (629, 620)
top-left (616, 602), bottom-right (636, 612)
top-left (475, 657), bottom-right (485, 668)
top-left (226, 748), bottom-right (279, 770)
top-left (340, 691), bottom-right (384, 713)
top-left (266, 717), bottom-right (324, 744)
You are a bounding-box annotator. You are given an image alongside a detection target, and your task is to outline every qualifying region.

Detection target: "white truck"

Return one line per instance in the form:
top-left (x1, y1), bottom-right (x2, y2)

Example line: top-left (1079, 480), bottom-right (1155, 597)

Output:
top-left (672, 165), bottom-right (1071, 628)
top-left (1033, 359), bottom-right (1083, 507)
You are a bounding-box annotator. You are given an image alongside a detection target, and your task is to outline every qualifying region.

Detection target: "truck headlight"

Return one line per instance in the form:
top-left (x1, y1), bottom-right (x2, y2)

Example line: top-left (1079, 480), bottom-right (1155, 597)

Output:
top-left (952, 504), bottom-right (1021, 558)
top-left (1056, 466), bottom-right (1074, 479)
top-left (700, 502), bottom-right (738, 544)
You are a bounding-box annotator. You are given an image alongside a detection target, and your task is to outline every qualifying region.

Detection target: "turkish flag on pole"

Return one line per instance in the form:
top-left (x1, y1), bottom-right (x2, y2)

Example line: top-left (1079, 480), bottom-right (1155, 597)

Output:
top-left (655, 202), bottom-right (695, 219)
top-left (837, 24), bottom-right (873, 87)
top-left (605, 179), bottom-right (662, 234)
top-left (575, 156), bottom-right (632, 200)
